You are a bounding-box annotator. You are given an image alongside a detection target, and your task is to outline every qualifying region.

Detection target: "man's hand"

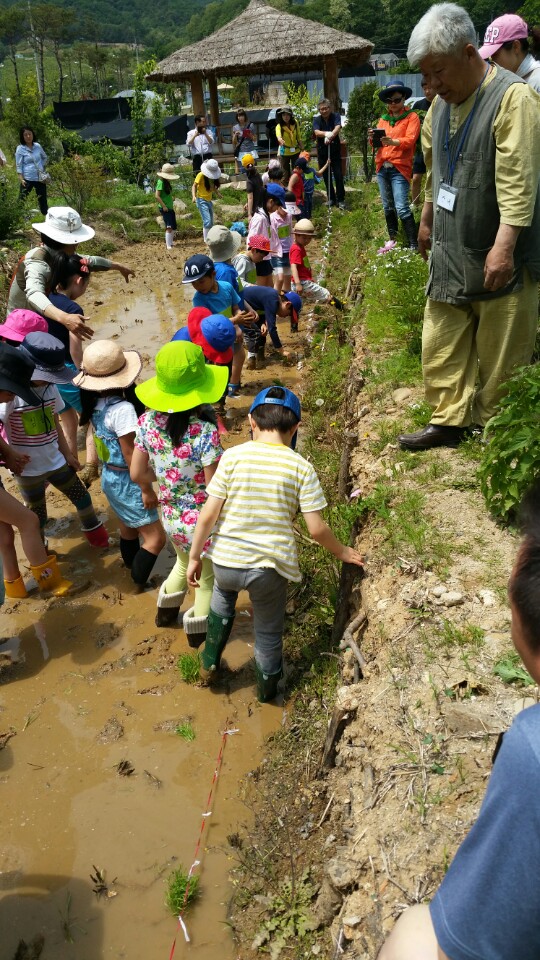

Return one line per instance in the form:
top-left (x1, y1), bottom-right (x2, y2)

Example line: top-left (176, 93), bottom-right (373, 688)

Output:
top-left (484, 244), bottom-right (514, 291)
top-left (118, 265), bottom-right (135, 283)
top-left (418, 202), bottom-right (434, 262)
top-left (60, 312), bottom-right (94, 341)
top-left (187, 557), bottom-right (202, 588)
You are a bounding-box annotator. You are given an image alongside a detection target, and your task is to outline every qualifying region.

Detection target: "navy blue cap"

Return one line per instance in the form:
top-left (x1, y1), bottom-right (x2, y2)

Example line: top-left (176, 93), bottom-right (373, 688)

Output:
top-left (182, 254), bottom-right (214, 284)
top-left (171, 326), bottom-right (191, 342)
top-left (284, 291), bottom-right (302, 323)
top-left (294, 157), bottom-right (308, 171)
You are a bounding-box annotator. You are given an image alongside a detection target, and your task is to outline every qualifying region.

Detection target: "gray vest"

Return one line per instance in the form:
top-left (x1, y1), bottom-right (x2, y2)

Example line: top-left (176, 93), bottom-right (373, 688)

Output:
top-left (429, 68), bottom-right (540, 304)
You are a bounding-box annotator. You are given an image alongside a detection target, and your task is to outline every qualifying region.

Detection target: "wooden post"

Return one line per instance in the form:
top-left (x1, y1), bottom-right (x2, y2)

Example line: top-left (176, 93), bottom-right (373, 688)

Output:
top-left (208, 74), bottom-right (220, 126)
top-left (190, 73), bottom-right (205, 117)
top-left (323, 56), bottom-right (341, 111)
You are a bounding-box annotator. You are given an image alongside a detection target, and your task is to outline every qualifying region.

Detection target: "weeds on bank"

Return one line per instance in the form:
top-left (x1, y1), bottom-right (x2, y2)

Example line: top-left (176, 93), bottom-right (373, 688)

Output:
top-left (165, 866), bottom-right (199, 915)
top-left (494, 652), bottom-right (535, 687)
top-left (359, 482), bottom-right (451, 570)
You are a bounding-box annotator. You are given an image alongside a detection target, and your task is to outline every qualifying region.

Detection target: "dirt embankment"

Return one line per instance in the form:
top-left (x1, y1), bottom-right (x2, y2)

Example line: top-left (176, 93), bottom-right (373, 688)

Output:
top-left (230, 296), bottom-right (533, 959)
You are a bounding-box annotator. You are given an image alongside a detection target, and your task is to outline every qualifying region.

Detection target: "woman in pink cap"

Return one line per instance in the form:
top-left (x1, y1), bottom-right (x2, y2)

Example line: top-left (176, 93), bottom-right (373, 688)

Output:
top-left (479, 14), bottom-right (540, 92)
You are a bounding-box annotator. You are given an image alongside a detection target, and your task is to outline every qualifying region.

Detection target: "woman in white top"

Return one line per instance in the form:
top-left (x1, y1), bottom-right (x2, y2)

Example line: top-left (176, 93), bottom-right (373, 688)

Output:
top-left (479, 15), bottom-right (540, 94)
top-left (15, 126), bottom-right (49, 215)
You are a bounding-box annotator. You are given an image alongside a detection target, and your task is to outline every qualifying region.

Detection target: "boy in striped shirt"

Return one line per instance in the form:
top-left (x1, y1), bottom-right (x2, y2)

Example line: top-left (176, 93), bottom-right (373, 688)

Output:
top-left (187, 386), bottom-right (363, 702)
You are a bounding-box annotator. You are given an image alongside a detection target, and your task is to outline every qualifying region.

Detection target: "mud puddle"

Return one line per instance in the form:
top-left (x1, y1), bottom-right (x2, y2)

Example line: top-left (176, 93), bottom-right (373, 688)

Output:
top-left (0, 237), bottom-right (307, 959)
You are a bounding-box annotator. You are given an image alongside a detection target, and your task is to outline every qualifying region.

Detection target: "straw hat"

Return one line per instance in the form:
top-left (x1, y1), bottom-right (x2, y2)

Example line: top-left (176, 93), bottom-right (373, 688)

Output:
top-left (200, 158), bottom-right (222, 179)
top-left (136, 341), bottom-right (228, 413)
top-left (158, 163), bottom-right (180, 181)
top-left (73, 340), bottom-right (142, 390)
top-left (32, 206), bottom-right (95, 244)
top-left (294, 218), bottom-right (316, 235)
top-left (205, 225), bottom-right (242, 262)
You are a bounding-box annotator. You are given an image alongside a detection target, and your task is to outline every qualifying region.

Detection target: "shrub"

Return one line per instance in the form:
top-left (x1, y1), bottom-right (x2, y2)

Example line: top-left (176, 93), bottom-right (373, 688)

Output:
top-left (48, 155), bottom-right (111, 216)
top-left (375, 248), bottom-right (428, 355)
top-left (345, 81), bottom-right (378, 181)
top-left (0, 175), bottom-right (26, 242)
top-left (478, 363), bottom-right (540, 521)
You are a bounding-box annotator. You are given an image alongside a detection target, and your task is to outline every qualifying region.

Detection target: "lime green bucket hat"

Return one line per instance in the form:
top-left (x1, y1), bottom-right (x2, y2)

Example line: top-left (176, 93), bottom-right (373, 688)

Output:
top-left (135, 341), bottom-right (228, 412)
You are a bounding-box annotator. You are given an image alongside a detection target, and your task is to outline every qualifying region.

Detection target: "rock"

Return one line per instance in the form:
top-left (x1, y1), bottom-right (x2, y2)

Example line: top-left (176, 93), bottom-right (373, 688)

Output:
top-left (392, 387), bottom-right (412, 405)
top-left (431, 585), bottom-right (446, 598)
top-left (478, 589), bottom-right (497, 607)
top-left (441, 591), bottom-right (464, 607)
top-left (312, 877), bottom-right (342, 923)
top-left (327, 856), bottom-right (360, 891)
top-left (442, 701), bottom-right (502, 735)
top-left (358, 405), bottom-right (370, 418)
top-left (343, 915), bottom-right (362, 927)
top-left (173, 198), bottom-right (187, 213)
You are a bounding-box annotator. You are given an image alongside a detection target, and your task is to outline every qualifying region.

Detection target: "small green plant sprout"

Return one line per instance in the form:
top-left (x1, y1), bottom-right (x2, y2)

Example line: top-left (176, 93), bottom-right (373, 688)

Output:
top-left (175, 721), bottom-right (196, 741)
top-left (493, 652), bottom-right (535, 687)
top-left (251, 869), bottom-right (317, 957)
top-left (177, 653), bottom-right (200, 684)
top-left (165, 866), bottom-right (200, 915)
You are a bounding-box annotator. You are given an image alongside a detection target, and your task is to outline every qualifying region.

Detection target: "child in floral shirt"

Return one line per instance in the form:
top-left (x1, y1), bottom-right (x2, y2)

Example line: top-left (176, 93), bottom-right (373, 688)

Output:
top-left (131, 341), bottom-right (227, 646)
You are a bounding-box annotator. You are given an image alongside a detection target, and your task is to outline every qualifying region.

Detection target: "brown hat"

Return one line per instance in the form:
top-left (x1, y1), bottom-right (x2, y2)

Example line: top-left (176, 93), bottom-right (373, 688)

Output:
top-left (157, 163), bottom-right (179, 181)
top-left (73, 340), bottom-right (142, 391)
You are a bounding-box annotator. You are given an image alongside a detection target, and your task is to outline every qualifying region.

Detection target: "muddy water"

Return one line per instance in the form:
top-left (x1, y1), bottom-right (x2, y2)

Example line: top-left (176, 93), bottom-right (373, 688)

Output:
top-left (0, 239), bottom-right (305, 959)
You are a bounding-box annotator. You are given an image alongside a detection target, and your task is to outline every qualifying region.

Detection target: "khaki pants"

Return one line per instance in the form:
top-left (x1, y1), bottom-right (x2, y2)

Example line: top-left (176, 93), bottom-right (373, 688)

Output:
top-left (422, 270), bottom-right (538, 426)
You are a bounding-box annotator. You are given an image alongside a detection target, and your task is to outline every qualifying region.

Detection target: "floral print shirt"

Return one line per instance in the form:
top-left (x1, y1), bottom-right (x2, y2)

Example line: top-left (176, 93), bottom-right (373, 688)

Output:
top-left (134, 411), bottom-right (222, 552)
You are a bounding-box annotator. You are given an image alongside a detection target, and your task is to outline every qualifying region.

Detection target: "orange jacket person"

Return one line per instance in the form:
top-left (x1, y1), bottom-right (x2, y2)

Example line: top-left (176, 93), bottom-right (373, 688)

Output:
top-left (371, 81), bottom-right (421, 249)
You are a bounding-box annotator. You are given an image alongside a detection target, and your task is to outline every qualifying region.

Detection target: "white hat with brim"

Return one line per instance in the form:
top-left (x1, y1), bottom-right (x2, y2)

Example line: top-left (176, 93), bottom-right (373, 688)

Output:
top-left (206, 225), bottom-right (242, 262)
top-left (135, 341), bottom-right (228, 413)
top-left (200, 159), bottom-right (222, 179)
top-left (32, 206), bottom-right (95, 244)
top-left (158, 163), bottom-right (180, 181)
top-left (73, 340), bottom-right (142, 391)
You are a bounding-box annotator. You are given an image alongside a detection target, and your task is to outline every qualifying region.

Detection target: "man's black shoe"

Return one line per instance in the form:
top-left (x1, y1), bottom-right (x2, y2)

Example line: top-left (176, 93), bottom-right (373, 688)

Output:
top-left (398, 423), bottom-right (467, 451)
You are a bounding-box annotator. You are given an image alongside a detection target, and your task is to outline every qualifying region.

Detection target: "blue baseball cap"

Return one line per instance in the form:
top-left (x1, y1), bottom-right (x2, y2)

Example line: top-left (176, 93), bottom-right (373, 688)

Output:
top-left (266, 183), bottom-right (287, 205)
top-left (284, 291), bottom-right (302, 324)
top-left (249, 386), bottom-right (301, 421)
top-left (182, 254), bottom-right (214, 284)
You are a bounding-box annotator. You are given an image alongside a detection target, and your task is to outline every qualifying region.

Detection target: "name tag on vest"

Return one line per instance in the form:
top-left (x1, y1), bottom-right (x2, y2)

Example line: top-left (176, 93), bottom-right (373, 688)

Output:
top-left (437, 182), bottom-right (458, 212)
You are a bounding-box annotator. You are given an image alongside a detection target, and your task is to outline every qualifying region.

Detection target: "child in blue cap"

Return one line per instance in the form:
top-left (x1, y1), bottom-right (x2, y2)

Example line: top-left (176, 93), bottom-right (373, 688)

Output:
top-left (187, 385), bottom-right (364, 702)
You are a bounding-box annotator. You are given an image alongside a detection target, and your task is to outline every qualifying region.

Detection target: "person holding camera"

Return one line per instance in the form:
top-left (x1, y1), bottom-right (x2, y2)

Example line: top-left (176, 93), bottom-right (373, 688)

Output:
top-left (371, 81), bottom-right (420, 249)
top-left (186, 115), bottom-right (215, 174)
top-left (312, 98), bottom-right (345, 210)
top-left (232, 109), bottom-right (258, 174)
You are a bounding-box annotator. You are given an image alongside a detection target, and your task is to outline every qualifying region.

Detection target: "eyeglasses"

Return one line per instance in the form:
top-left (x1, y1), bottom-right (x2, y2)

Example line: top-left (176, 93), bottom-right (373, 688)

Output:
top-left (388, 96), bottom-right (404, 104)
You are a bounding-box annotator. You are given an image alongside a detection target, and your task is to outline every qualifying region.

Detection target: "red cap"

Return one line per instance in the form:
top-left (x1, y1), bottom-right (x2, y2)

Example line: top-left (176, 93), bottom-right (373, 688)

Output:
top-left (248, 234), bottom-right (272, 252)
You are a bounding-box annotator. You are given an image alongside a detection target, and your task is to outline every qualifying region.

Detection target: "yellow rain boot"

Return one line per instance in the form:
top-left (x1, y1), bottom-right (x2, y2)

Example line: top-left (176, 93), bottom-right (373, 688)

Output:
top-left (4, 575), bottom-right (28, 599)
top-left (30, 556), bottom-right (72, 597)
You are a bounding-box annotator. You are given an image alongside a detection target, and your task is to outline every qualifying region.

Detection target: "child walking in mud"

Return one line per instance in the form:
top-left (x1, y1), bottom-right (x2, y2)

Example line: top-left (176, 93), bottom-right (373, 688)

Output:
top-left (0, 332), bottom-right (109, 548)
top-left (131, 340), bottom-right (227, 645)
top-left (75, 340), bottom-right (166, 587)
top-left (192, 159), bottom-right (221, 241)
top-left (187, 386), bottom-right (363, 702)
top-left (0, 342), bottom-right (72, 598)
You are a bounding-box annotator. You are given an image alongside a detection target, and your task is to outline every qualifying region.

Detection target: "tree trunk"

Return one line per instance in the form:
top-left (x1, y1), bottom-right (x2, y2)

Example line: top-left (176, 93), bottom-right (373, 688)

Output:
top-left (37, 39), bottom-right (46, 109)
top-left (9, 45), bottom-right (21, 96)
top-left (54, 47), bottom-right (64, 102)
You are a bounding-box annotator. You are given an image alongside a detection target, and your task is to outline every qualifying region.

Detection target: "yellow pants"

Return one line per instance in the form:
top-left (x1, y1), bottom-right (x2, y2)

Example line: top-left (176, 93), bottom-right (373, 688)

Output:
top-left (164, 546), bottom-right (214, 617)
top-left (422, 270), bottom-right (538, 426)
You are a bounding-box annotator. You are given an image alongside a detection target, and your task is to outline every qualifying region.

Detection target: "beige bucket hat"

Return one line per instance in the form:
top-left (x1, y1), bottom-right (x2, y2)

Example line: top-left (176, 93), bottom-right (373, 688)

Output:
top-left (73, 340), bottom-right (142, 391)
top-left (158, 163), bottom-right (180, 181)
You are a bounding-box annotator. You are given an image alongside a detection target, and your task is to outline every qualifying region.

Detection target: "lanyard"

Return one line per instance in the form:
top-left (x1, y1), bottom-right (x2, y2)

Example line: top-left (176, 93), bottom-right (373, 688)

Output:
top-left (444, 65), bottom-right (489, 184)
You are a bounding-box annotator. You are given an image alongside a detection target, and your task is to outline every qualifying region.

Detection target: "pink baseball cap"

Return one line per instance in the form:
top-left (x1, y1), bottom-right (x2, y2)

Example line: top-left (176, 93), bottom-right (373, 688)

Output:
top-left (2, 309), bottom-right (48, 343)
top-left (478, 14), bottom-right (528, 58)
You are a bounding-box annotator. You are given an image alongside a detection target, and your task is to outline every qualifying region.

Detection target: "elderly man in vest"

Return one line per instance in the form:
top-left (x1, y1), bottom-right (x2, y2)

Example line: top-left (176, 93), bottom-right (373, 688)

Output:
top-left (399, 2), bottom-right (540, 451)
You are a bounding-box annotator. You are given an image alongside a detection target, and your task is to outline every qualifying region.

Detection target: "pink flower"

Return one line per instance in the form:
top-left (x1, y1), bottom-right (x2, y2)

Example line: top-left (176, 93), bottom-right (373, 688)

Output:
top-left (162, 504), bottom-right (173, 520)
top-left (181, 509), bottom-right (199, 525)
top-left (172, 531), bottom-right (190, 546)
top-left (193, 491), bottom-right (207, 504)
top-left (210, 431), bottom-right (220, 446)
top-left (193, 469), bottom-right (205, 484)
top-left (188, 423), bottom-right (202, 437)
top-left (174, 443), bottom-right (192, 460)
top-left (165, 466), bottom-right (184, 483)
top-left (158, 485), bottom-right (172, 503)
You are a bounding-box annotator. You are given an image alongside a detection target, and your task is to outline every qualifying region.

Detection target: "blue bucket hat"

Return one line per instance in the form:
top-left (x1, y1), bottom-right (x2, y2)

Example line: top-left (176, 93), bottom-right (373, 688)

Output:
top-left (182, 254), bottom-right (214, 284)
top-left (266, 183), bottom-right (287, 205)
top-left (19, 332), bottom-right (75, 384)
top-left (378, 80), bottom-right (412, 102)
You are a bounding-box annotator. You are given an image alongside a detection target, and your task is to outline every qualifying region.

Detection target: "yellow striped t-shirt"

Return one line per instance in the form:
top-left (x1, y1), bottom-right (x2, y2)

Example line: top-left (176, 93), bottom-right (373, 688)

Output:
top-left (205, 440), bottom-right (327, 582)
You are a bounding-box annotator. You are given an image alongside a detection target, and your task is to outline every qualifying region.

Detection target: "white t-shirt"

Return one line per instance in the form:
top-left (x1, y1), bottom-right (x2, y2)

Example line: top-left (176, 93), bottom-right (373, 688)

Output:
top-left (186, 129), bottom-right (214, 157)
top-left (95, 398), bottom-right (138, 438)
top-left (0, 384), bottom-right (66, 475)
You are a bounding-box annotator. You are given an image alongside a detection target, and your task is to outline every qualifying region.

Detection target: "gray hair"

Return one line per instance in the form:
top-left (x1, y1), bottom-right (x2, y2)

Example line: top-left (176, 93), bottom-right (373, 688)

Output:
top-left (318, 98), bottom-right (332, 108)
top-left (407, 3), bottom-right (477, 65)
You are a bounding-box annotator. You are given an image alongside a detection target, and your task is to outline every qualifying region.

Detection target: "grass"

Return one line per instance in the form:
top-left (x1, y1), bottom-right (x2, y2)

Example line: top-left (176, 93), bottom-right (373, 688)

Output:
top-left (493, 652), bottom-right (535, 687)
top-left (165, 866), bottom-right (200, 915)
top-left (175, 721), bottom-right (196, 741)
top-left (360, 483), bottom-right (451, 570)
top-left (177, 653), bottom-right (201, 684)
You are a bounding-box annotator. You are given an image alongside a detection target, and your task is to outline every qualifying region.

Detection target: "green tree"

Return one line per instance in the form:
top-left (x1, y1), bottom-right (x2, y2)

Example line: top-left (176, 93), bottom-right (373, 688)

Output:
top-left (0, 7), bottom-right (28, 97)
top-left (45, 5), bottom-right (76, 103)
top-left (48, 155), bottom-right (111, 215)
top-left (329, 0), bottom-right (351, 31)
top-left (283, 82), bottom-right (321, 151)
top-left (344, 81), bottom-right (378, 181)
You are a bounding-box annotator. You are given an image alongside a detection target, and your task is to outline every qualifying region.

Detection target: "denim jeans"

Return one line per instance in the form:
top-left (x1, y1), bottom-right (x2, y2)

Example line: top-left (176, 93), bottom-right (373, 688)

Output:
top-left (196, 198), bottom-right (214, 229)
top-left (376, 165), bottom-right (412, 220)
top-left (211, 564), bottom-right (288, 674)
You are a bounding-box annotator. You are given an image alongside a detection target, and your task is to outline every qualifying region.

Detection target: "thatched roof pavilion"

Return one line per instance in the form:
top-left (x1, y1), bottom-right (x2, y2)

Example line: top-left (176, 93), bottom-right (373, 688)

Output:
top-left (147, 0), bottom-right (373, 124)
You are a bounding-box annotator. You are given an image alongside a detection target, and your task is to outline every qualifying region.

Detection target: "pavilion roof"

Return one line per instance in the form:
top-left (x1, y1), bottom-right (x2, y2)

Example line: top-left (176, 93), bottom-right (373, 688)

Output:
top-left (147, 0), bottom-right (373, 82)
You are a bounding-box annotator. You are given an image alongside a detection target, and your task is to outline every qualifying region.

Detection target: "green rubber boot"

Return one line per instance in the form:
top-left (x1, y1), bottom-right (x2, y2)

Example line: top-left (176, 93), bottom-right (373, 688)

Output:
top-left (199, 609), bottom-right (235, 679)
top-left (255, 663), bottom-right (283, 703)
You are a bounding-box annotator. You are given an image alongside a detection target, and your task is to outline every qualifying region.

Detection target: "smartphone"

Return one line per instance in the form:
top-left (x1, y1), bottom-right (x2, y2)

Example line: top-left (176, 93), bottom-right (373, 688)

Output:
top-left (372, 128), bottom-right (385, 149)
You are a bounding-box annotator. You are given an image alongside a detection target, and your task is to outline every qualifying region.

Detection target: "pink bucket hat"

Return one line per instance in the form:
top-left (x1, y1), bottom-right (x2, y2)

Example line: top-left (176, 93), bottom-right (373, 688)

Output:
top-left (479, 14), bottom-right (529, 58)
top-left (2, 309), bottom-right (48, 343)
